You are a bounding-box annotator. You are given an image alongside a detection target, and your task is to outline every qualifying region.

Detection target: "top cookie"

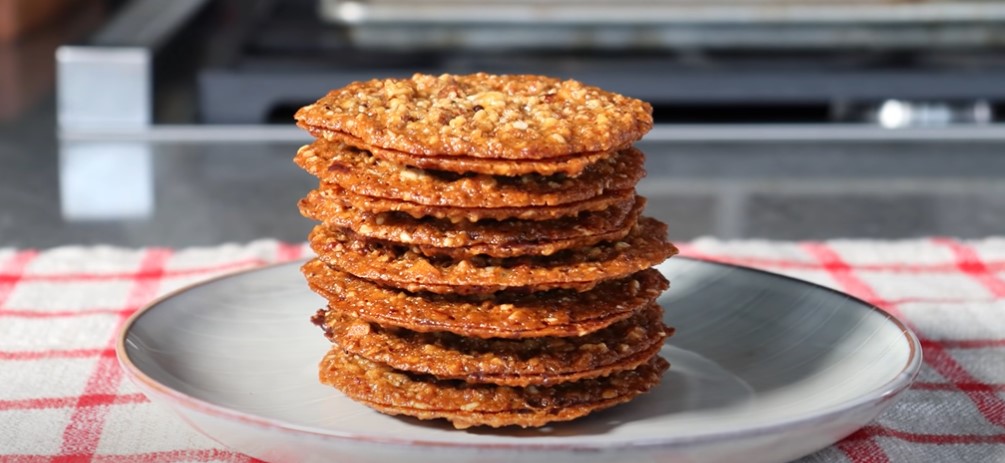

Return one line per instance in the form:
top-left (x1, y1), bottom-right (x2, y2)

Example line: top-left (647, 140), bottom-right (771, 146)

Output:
top-left (295, 73), bottom-right (653, 160)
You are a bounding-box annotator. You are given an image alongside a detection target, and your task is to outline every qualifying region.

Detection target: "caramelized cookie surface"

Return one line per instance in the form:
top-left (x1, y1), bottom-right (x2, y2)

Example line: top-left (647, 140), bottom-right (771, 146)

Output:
top-left (308, 217), bottom-right (679, 294)
top-left (293, 140), bottom-right (645, 208)
top-left (319, 303), bottom-right (670, 387)
top-left (295, 73), bottom-right (653, 160)
top-left (308, 129), bottom-right (613, 177)
top-left (322, 184), bottom-right (637, 223)
top-left (318, 348), bottom-right (669, 429)
top-left (304, 260), bottom-right (668, 339)
top-left (299, 192), bottom-right (645, 258)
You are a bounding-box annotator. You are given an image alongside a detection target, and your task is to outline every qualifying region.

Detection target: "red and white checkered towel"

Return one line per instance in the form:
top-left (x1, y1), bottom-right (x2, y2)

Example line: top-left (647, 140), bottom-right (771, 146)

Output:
top-left (1, 238), bottom-right (1003, 462)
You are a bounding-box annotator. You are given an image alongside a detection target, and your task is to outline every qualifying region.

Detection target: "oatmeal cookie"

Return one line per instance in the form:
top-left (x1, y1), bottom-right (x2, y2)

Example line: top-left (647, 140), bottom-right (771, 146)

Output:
top-left (295, 73), bottom-right (653, 160)
top-left (304, 260), bottom-right (667, 338)
top-left (318, 303), bottom-right (670, 387)
top-left (319, 348), bottom-right (669, 429)
top-left (321, 184), bottom-right (636, 222)
top-left (309, 129), bottom-right (612, 177)
top-left (299, 191), bottom-right (644, 258)
top-left (307, 217), bottom-right (678, 294)
top-left (293, 140), bottom-right (645, 208)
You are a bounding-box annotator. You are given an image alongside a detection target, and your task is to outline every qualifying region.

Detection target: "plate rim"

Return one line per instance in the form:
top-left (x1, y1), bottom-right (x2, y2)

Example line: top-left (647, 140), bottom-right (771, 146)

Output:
top-left (116, 256), bottom-right (922, 452)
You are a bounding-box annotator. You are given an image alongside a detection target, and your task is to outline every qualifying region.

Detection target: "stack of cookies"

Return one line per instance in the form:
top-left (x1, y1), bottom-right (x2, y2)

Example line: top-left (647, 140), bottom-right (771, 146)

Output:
top-left (293, 73), bottom-right (678, 429)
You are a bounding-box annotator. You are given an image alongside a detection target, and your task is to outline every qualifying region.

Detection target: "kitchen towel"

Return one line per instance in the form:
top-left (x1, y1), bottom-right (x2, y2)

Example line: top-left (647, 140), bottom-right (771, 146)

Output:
top-left (0, 238), bottom-right (1002, 462)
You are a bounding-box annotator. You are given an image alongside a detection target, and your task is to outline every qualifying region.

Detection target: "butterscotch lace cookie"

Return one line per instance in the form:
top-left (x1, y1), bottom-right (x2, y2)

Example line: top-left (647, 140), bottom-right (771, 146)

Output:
top-left (293, 140), bottom-right (645, 208)
top-left (295, 73), bottom-right (653, 160)
top-left (304, 260), bottom-right (668, 339)
top-left (318, 303), bottom-right (669, 387)
top-left (299, 191), bottom-right (644, 258)
top-left (308, 218), bottom-right (678, 294)
top-left (320, 184), bottom-right (637, 223)
top-left (308, 129), bottom-right (613, 177)
top-left (318, 348), bottom-right (669, 429)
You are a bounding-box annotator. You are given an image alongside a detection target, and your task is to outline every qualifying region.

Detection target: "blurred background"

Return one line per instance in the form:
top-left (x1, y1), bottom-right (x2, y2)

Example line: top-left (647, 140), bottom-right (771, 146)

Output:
top-left (2, 0), bottom-right (1004, 248)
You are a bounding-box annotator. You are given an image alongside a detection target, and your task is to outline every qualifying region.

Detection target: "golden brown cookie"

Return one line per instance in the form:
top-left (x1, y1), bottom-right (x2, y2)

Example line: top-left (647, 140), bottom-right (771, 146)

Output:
top-left (304, 260), bottom-right (668, 339)
top-left (299, 191), bottom-right (645, 258)
top-left (319, 348), bottom-right (669, 429)
top-left (308, 217), bottom-right (678, 294)
top-left (319, 303), bottom-right (670, 387)
top-left (319, 184), bottom-right (637, 222)
top-left (307, 128), bottom-right (612, 177)
top-left (294, 73), bottom-right (653, 160)
top-left (293, 140), bottom-right (645, 208)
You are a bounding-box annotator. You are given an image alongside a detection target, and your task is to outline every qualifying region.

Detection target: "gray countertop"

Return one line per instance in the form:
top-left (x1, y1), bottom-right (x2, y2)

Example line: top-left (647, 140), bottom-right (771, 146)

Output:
top-left (2, 0), bottom-right (1004, 248)
top-left (3, 98), bottom-right (1004, 248)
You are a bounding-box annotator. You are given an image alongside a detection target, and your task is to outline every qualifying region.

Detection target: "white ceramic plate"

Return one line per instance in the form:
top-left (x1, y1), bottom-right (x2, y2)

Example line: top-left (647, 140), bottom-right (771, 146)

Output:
top-left (118, 258), bottom-right (921, 463)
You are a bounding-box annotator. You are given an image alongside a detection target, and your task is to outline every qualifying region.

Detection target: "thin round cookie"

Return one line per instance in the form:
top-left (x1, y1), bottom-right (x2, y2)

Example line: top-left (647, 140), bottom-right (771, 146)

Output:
top-left (301, 189), bottom-right (642, 246)
top-left (319, 303), bottom-right (670, 387)
top-left (322, 184), bottom-right (637, 222)
top-left (304, 260), bottom-right (668, 338)
top-left (299, 191), bottom-right (645, 258)
top-left (307, 217), bottom-right (679, 294)
top-left (294, 73), bottom-right (653, 160)
top-left (306, 128), bottom-right (612, 177)
top-left (293, 140), bottom-right (645, 208)
top-left (319, 348), bottom-right (669, 429)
